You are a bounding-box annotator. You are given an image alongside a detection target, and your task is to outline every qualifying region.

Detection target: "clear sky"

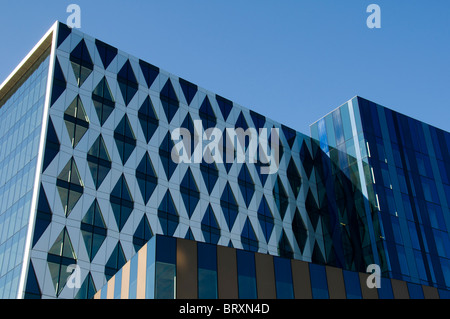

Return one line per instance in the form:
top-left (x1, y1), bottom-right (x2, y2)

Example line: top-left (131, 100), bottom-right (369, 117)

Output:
top-left (1, 0), bottom-right (449, 134)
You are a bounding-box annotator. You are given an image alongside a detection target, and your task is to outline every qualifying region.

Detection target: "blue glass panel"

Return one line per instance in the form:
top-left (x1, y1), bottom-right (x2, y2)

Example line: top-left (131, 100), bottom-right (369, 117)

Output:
top-left (413, 250), bottom-right (427, 281)
top-left (378, 277), bottom-right (394, 299)
top-left (343, 270), bottom-right (362, 299)
top-left (309, 263), bottom-right (329, 299)
top-left (440, 257), bottom-right (450, 287)
top-left (408, 222), bottom-right (421, 250)
top-left (156, 236), bottom-right (176, 264)
top-left (433, 229), bottom-right (450, 258)
top-left (325, 115), bottom-right (336, 148)
top-left (391, 216), bottom-right (403, 244)
top-left (236, 250), bottom-right (257, 299)
top-left (407, 282), bottom-right (424, 299)
top-left (197, 243), bottom-right (218, 299)
top-left (155, 262), bottom-right (176, 299)
top-left (396, 245), bottom-right (410, 276)
top-left (198, 242), bottom-right (217, 270)
top-left (0, 52), bottom-right (50, 297)
top-left (198, 268), bottom-right (217, 299)
top-left (340, 103), bottom-right (353, 141)
top-left (274, 257), bottom-right (293, 299)
top-left (332, 108), bottom-right (345, 146)
top-left (438, 289), bottom-right (450, 299)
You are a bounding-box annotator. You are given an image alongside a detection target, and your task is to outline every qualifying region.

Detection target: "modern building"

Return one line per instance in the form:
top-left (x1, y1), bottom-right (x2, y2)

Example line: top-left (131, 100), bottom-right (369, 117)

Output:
top-left (0, 21), bottom-right (449, 299)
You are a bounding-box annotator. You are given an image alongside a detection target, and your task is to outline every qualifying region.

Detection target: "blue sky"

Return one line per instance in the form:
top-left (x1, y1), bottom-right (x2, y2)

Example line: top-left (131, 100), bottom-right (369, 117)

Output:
top-left (1, 0), bottom-right (449, 134)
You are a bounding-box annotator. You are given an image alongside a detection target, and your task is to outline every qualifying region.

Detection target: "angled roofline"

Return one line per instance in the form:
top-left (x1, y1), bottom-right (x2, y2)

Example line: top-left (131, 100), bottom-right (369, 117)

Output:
top-left (0, 21), bottom-right (58, 107)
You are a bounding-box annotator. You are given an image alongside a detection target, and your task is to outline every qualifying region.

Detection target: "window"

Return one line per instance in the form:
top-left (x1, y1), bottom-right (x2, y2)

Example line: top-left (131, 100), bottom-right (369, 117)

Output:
top-left (257, 196), bottom-right (274, 243)
top-left (104, 241), bottom-right (126, 280)
top-left (200, 161), bottom-right (218, 195)
top-left (274, 257), bottom-right (294, 299)
top-left (69, 39), bottom-right (93, 87)
top-left (216, 95), bottom-right (232, 121)
top-left (95, 39), bottom-right (117, 69)
top-left (179, 78), bottom-right (198, 106)
top-left (309, 263), bottom-right (329, 299)
top-left (114, 114), bottom-right (136, 165)
top-left (378, 277), bottom-right (394, 299)
top-left (343, 270), bottom-right (362, 299)
top-left (238, 164), bottom-right (255, 208)
top-left (155, 236), bottom-right (176, 299)
top-left (199, 96), bottom-right (216, 130)
top-left (139, 59), bottom-right (159, 89)
top-left (249, 110), bottom-right (266, 132)
top-left (87, 135), bottom-right (111, 189)
top-left (241, 218), bottom-right (258, 252)
top-left (133, 214), bottom-right (153, 252)
top-left (46, 227), bottom-right (77, 296)
top-left (292, 208), bottom-right (308, 254)
top-left (56, 157), bottom-right (83, 217)
top-left (198, 243), bottom-right (217, 299)
top-left (158, 191), bottom-right (179, 236)
top-left (277, 230), bottom-right (293, 259)
top-left (220, 183), bottom-right (238, 231)
top-left (92, 77), bottom-right (115, 126)
top-left (64, 95), bottom-right (89, 148)
top-left (273, 176), bottom-right (288, 220)
top-left (237, 250), bottom-right (257, 299)
top-left (282, 125), bottom-right (297, 149)
top-left (138, 96), bottom-right (159, 143)
top-left (74, 272), bottom-right (96, 299)
top-left (80, 199), bottom-right (107, 262)
top-left (117, 60), bottom-right (138, 106)
top-left (160, 79), bottom-right (179, 123)
top-left (135, 152), bottom-right (157, 205)
top-left (201, 205), bottom-right (220, 244)
top-left (407, 282), bottom-right (424, 299)
top-left (180, 168), bottom-right (199, 219)
top-left (110, 175), bottom-right (134, 232)
top-left (159, 132), bottom-right (177, 180)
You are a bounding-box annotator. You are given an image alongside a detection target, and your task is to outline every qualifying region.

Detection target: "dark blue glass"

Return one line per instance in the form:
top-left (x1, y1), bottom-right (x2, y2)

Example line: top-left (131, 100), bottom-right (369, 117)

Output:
top-left (438, 289), bottom-right (450, 299)
top-left (343, 270), bottom-right (362, 299)
top-left (273, 257), bottom-right (294, 299)
top-left (156, 236), bottom-right (176, 264)
top-left (236, 250), bottom-right (257, 299)
top-left (378, 277), bottom-right (394, 299)
top-left (407, 282), bottom-right (424, 299)
top-left (198, 243), bottom-right (218, 299)
top-left (309, 263), bottom-right (329, 299)
top-left (440, 257), bottom-right (450, 288)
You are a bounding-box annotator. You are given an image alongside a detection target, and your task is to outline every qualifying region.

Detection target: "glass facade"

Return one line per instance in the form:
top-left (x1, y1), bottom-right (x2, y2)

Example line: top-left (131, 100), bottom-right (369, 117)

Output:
top-left (0, 21), bottom-right (448, 299)
top-left (0, 51), bottom-right (50, 298)
top-left (311, 97), bottom-right (450, 291)
top-left (96, 235), bottom-right (445, 299)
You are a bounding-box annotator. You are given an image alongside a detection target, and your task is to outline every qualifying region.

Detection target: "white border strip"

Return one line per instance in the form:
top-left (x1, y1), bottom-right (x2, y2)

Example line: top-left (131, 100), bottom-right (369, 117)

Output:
top-left (16, 21), bottom-right (59, 299)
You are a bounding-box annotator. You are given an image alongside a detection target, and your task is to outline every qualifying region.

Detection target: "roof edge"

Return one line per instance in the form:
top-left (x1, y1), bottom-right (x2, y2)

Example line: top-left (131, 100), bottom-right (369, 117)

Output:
top-left (0, 21), bottom-right (59, 106)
